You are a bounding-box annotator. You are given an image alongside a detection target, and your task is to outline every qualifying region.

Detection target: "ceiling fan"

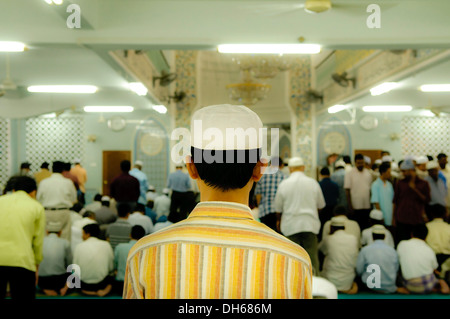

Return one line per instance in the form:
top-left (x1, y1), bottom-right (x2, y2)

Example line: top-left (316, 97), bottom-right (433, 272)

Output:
top-left (332, 72), bottom-right (356, 88)
top-left (0, 55), bottom-right (27, 99)
top-left (168, 91), bottom-right (187, 103)
top-left (306, 89), bottom-right (324, 103)
top-left (152, 70), bottom-right (177, 87)
top-left (421, 100), bottom-right (450, 117)
top-left (251, 0), bottom-right (399, 17)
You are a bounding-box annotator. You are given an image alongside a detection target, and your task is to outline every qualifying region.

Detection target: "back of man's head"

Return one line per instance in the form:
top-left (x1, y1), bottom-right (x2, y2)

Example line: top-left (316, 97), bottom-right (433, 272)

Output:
top-left (120, 160), bottom-right (131, 173)
top-left (41, 162), bottom-right (49, 169)
top-left (430, 204), bottom-right (447, 220)
top-left (93, 193), bottom-right (102, 202)
top-left (20, 162), bottom-right (31, 170)
top-left (343, 156), bottom-right (351, 164)
top-left (83, 211), bottom-right (96, 220)
top-left (411, 224), bottom-right (428, 240)
top-left (372, 233), bottom-right (385, 241)
top-left (52, 161), bottom-right (65, 173)
top-left (135, 203), bottom-right (146, 214)
top-left (333, 205), bottom-right (348, 217)
top-left (131, 225), bottom-right (146, 240)
top-left (83, 223), bottom-right (100, 238)
top-left (63, 162), bottom-right (71, 172)
top-left (320, 167), bottom-right (330, 177)
top-left (11, 176), bottom-right (37, 194)
top-left (117, 203), bottom-right (131, 218)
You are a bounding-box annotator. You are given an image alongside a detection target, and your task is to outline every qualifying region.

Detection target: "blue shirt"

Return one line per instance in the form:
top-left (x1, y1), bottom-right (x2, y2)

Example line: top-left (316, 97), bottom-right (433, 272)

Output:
top-left (330, 169), bottom-right (347, 207)
top-left (114, 239), bottom-right (137, 281)
top-left (370, 178), bottom-right (394, 226)
top-left (167, 170), bottom-right (191, 193)
top-left (254, 169), bottom-right (285, 218)
top-left (319, 177), bottom-right (339, 207)
top-left (129, 168), bottom-right (149, 205)
top-left (425, 176), bottom-right (447, 207)
top-left (356, 240), bottom-right (399, 293)
top-left (39, 233), bottom-right (72, 277)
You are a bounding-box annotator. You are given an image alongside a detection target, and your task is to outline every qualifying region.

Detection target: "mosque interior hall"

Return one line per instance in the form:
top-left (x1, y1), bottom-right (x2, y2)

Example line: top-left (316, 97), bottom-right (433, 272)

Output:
top-left (1, 0), bottom-right (450, 301)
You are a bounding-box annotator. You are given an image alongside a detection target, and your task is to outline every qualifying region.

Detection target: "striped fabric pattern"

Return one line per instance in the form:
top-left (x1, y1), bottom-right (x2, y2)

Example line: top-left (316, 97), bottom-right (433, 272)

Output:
top-left (254, 169), bottom-right (286, 218)
top-left (123, 201), bottom-right (312, 299)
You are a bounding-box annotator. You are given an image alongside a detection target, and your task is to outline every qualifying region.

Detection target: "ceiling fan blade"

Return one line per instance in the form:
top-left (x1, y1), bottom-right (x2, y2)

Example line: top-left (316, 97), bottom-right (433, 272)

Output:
top-left (250, 3), bottom-right (305, 17)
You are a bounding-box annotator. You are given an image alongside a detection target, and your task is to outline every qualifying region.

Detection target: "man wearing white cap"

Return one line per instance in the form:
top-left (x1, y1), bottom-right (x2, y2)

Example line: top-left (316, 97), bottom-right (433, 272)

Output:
top-left (356, 224), bottom-right (399, 294)
top-left (94, 196), bottom-right (117, 225)
top-left (425, 161), bottom-right (447, 220)
top-left (153, 188), bottom-right (171, 221)
top-left (319, 216), bottom-right (359, 294)
top-left (124, 104), bottom-right (313, 299)
top-left (129, 160), bottom-right (149, 207)
top-left (360, 209), bottom-right (395, 248)
top-left (70, 159), bottom-right (87, 204)
top-left (331, 159), bottom-right (348, 208)
top-left (274, 156), bottom-right (326, 275)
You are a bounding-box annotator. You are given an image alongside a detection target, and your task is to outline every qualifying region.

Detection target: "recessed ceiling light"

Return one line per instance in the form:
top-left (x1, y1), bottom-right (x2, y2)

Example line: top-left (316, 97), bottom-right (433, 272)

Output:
top-left (217, 44), bottom-right (321, 54)
top-left (27, 85), bottom-right (98, 93)
top-left (370, 82), bottom-right (400, 96)
top-left (128, 82), bottom-right (148, 96)
top-left (0, 41), bottom-right (27, 52)
top-left (328, 105), bottom-right (349, 114)
top-left (419, 84), bottom-right (450, 92)
top-left (84, 106), bottom-right (134, 113)
top-left (362, 105), bottom-right (412, 112)
top-left (152, 105), bottom-right (167, 114)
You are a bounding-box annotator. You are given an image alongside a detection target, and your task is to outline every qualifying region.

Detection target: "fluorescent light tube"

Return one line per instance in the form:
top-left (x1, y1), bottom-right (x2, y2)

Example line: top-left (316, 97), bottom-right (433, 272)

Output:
top-left (28, 85), bottom-right (98, 93)
top-left (362, 105), bottom-right (412, 112)
top-left (328, 105), bottom-right (349, 114)
top-left (52, 0), bottom-right (63, 4)
top-left (128, 82), bottom-right (148, 96)
top-left (84, 106), bottom-right (134, 113)
top-left (0, 41), bottom-right (26, 52)
top-left (370, 82), bottom-right (400, 96)
top-left (152, 105), bottom-right (167, 114)
top-left (419, 84), bottom-right (450, 92)
top-left (217, 44), bottom-right (321, 54)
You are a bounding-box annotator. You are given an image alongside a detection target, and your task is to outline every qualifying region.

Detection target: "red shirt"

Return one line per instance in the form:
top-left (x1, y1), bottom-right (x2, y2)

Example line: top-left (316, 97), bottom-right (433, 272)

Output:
top-left (393, 178), bottom-right (430, 225)
top-left (110, 173), bottom-right (140, 202)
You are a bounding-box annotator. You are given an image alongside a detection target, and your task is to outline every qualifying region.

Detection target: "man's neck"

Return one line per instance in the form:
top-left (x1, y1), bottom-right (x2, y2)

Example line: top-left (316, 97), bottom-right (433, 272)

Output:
top-left (198, 181), bottom-right (252, 206)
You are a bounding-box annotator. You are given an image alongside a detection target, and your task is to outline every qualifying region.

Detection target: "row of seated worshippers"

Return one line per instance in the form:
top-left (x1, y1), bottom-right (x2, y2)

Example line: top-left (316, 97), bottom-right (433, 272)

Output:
top-left (318, 204), bottom-right (450, 295)
top-left (40, 195), bottom-right (175, 297)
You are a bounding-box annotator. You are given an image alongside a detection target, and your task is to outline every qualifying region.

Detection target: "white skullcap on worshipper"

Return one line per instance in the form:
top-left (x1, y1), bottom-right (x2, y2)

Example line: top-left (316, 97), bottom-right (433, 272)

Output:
top-left (372, 224), bottom-right (386, 235)
top-left (135, 160), bottom-right (144, 166)
top-left (404, 155), bottom-right (415, 162)
top-left (288, 157), bottom-right (304, 167)
top-left (335, 159), bottom-right (346, 168)
top-left (364, 156), bottom-right (371, 165)
top-left (190, 104), bottom-right (263, 150)
top-left (426, 161), bottom-right (439, 170)
top-left (47, 221), bottom-right (63, 232)
top-left (415, 156), bottom-right (428, 165)
top-left (391, 162), bottom-right (399, 170)
top-left (374, 159), bottom-right (382, 165)
top-left (73, 158), bottom-right (81, 163)
top-left (101, 196), bottom-right (110, 202)
top-left (162, 188), bottom-right (170, 195)
top-left (369, 209), bottom-right (384, 221)
top-left (148, 185), bottom-right (156, 191)
top-left (381, 155), bottom-right (392, 163)
top-left (331, 216), bottom-right (346, 227)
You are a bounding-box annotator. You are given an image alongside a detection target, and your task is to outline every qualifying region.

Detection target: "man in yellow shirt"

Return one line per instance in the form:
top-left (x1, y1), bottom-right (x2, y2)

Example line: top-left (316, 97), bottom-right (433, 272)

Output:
top-left (0, 176), bottom-right (46, 299)
top-left (34, 162), bottom-right (52, 185)
top-left (426, 204), bottom-right (450, 269)
top-left (70, 159), bottom-right (88, 204)
top-left (124, 104), bottom-right (312, 299)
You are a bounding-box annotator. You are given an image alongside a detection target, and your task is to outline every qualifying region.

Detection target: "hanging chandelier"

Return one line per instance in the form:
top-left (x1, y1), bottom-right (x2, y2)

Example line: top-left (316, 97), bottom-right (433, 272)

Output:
top-left (225, 70), bottom-right (271, 106)
top-left (231, 54), bottom-right (294, 80)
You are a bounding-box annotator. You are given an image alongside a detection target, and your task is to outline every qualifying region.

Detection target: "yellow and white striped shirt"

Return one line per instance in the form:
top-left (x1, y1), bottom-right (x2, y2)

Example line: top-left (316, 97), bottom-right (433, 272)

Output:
top-left (123, 201), bottom-right (312, 299)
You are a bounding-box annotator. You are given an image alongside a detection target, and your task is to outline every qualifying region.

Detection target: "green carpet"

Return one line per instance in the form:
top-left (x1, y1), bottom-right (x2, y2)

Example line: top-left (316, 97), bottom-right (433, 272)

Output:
top-left (338, 292), bottom-right (450, 299)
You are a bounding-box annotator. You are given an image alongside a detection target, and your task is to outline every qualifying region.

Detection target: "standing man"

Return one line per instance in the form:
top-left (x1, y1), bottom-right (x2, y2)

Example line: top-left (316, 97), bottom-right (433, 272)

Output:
top-left (344, 153), bottom-right (373, 231)
top-left (34, 162), bottom-right (52, 186)
top-left (331, 159), bottom-right (348, 208)
top-left (275, 157), bottom-right (326, 275)
top-left (110, 160), bottom-right (140, 213)
top-left (129, 160), bottom-right (149, 207)
top-left (254, 156), bottom-right (286, 231)
top-left (425, 161), bottom-right (447, 220)
top-left (19, 162), bottom-right (34, 178)
top-left (0, 176), bottom-right (46, 299)
top-left (370, 162), bottom-right (395, 230)
top-left (167, 164), bottom-right (192, 223)
top-left (393, 159), bottom-right (431, 244)
top-left (318, 167), bottom-right (339, 239)
top-left (37, 161), bottom-right (77, 241)
top-left (124, 104), bottom-right (312, 299)
top-left (70, 159), bottom-right (88, 205)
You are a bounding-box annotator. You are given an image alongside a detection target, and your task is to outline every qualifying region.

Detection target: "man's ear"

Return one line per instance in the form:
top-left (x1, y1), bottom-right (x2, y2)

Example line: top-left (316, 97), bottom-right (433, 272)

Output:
top-left (252, 159), bottom-right (268, 182)
top-left (185, 156), bottom-right (199, 179)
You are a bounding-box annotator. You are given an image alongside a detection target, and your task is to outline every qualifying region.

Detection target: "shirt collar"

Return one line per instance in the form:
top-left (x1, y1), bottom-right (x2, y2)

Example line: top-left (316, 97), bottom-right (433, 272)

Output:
top-left (188, 201), bottom-right (255, 220)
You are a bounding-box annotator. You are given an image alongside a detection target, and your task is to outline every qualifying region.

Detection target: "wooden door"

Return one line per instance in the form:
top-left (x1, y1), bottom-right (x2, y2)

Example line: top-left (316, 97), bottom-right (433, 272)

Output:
top-left (354, 149), bottom-right (383, 166)
top-left (102, 151), bottom-right (131, 195)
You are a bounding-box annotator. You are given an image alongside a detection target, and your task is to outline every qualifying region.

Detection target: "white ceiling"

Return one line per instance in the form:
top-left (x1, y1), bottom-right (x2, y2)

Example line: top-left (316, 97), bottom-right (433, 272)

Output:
top-left (1, 0), bottom-right (450, 120)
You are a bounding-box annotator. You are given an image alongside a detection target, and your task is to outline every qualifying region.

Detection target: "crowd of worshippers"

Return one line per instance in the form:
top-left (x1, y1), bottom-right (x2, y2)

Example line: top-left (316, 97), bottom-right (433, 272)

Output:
top-left (252, 151), bottom-right (450, 295)
top-left (0, 158), bottom-right (198, 299)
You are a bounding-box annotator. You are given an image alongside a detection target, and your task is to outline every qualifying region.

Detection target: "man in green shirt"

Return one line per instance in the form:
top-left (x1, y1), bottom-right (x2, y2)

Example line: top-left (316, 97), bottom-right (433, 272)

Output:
top-left (0, 176), bottom-right (46, 299)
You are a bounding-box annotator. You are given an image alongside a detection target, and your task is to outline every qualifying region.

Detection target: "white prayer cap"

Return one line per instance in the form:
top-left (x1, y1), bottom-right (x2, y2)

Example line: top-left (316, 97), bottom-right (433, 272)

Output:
top-left (331, 216), bottom-right (346, 227)
top-left (101, 196), bottom-right (110, 202)
top-left (374, 159), bottom-right (382, 165)
top-left (372, 224), bottom-right (386, 235)
top-left (381, 155), bottom-right (392, 163)
top-left (148, 185), bottom-right (156, 191)
top-left (364, 156), bottom-right (371, 165)
top-left (335, 159), bottom-right (346, 168)
top-left (135, 160), bottom-right (143, 166)
top-left (369, 209), bottom-right (384, 221)
top-left (391, 162), bottom-right (399, 170)
top-left (288, 157), bottom-right (304, 167)
top-left (415, 156), bottom-right (428, 165)
top-left (47, 221), bottom-right (63, 232)
top-left (162, 188), bottom-right (170, 195)
top-left (73, 158), bottom-right (81, 164)
top-left (190, 104), bottom-right (263, 150)
top-left (426, 161), bottom-right (439, 170)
